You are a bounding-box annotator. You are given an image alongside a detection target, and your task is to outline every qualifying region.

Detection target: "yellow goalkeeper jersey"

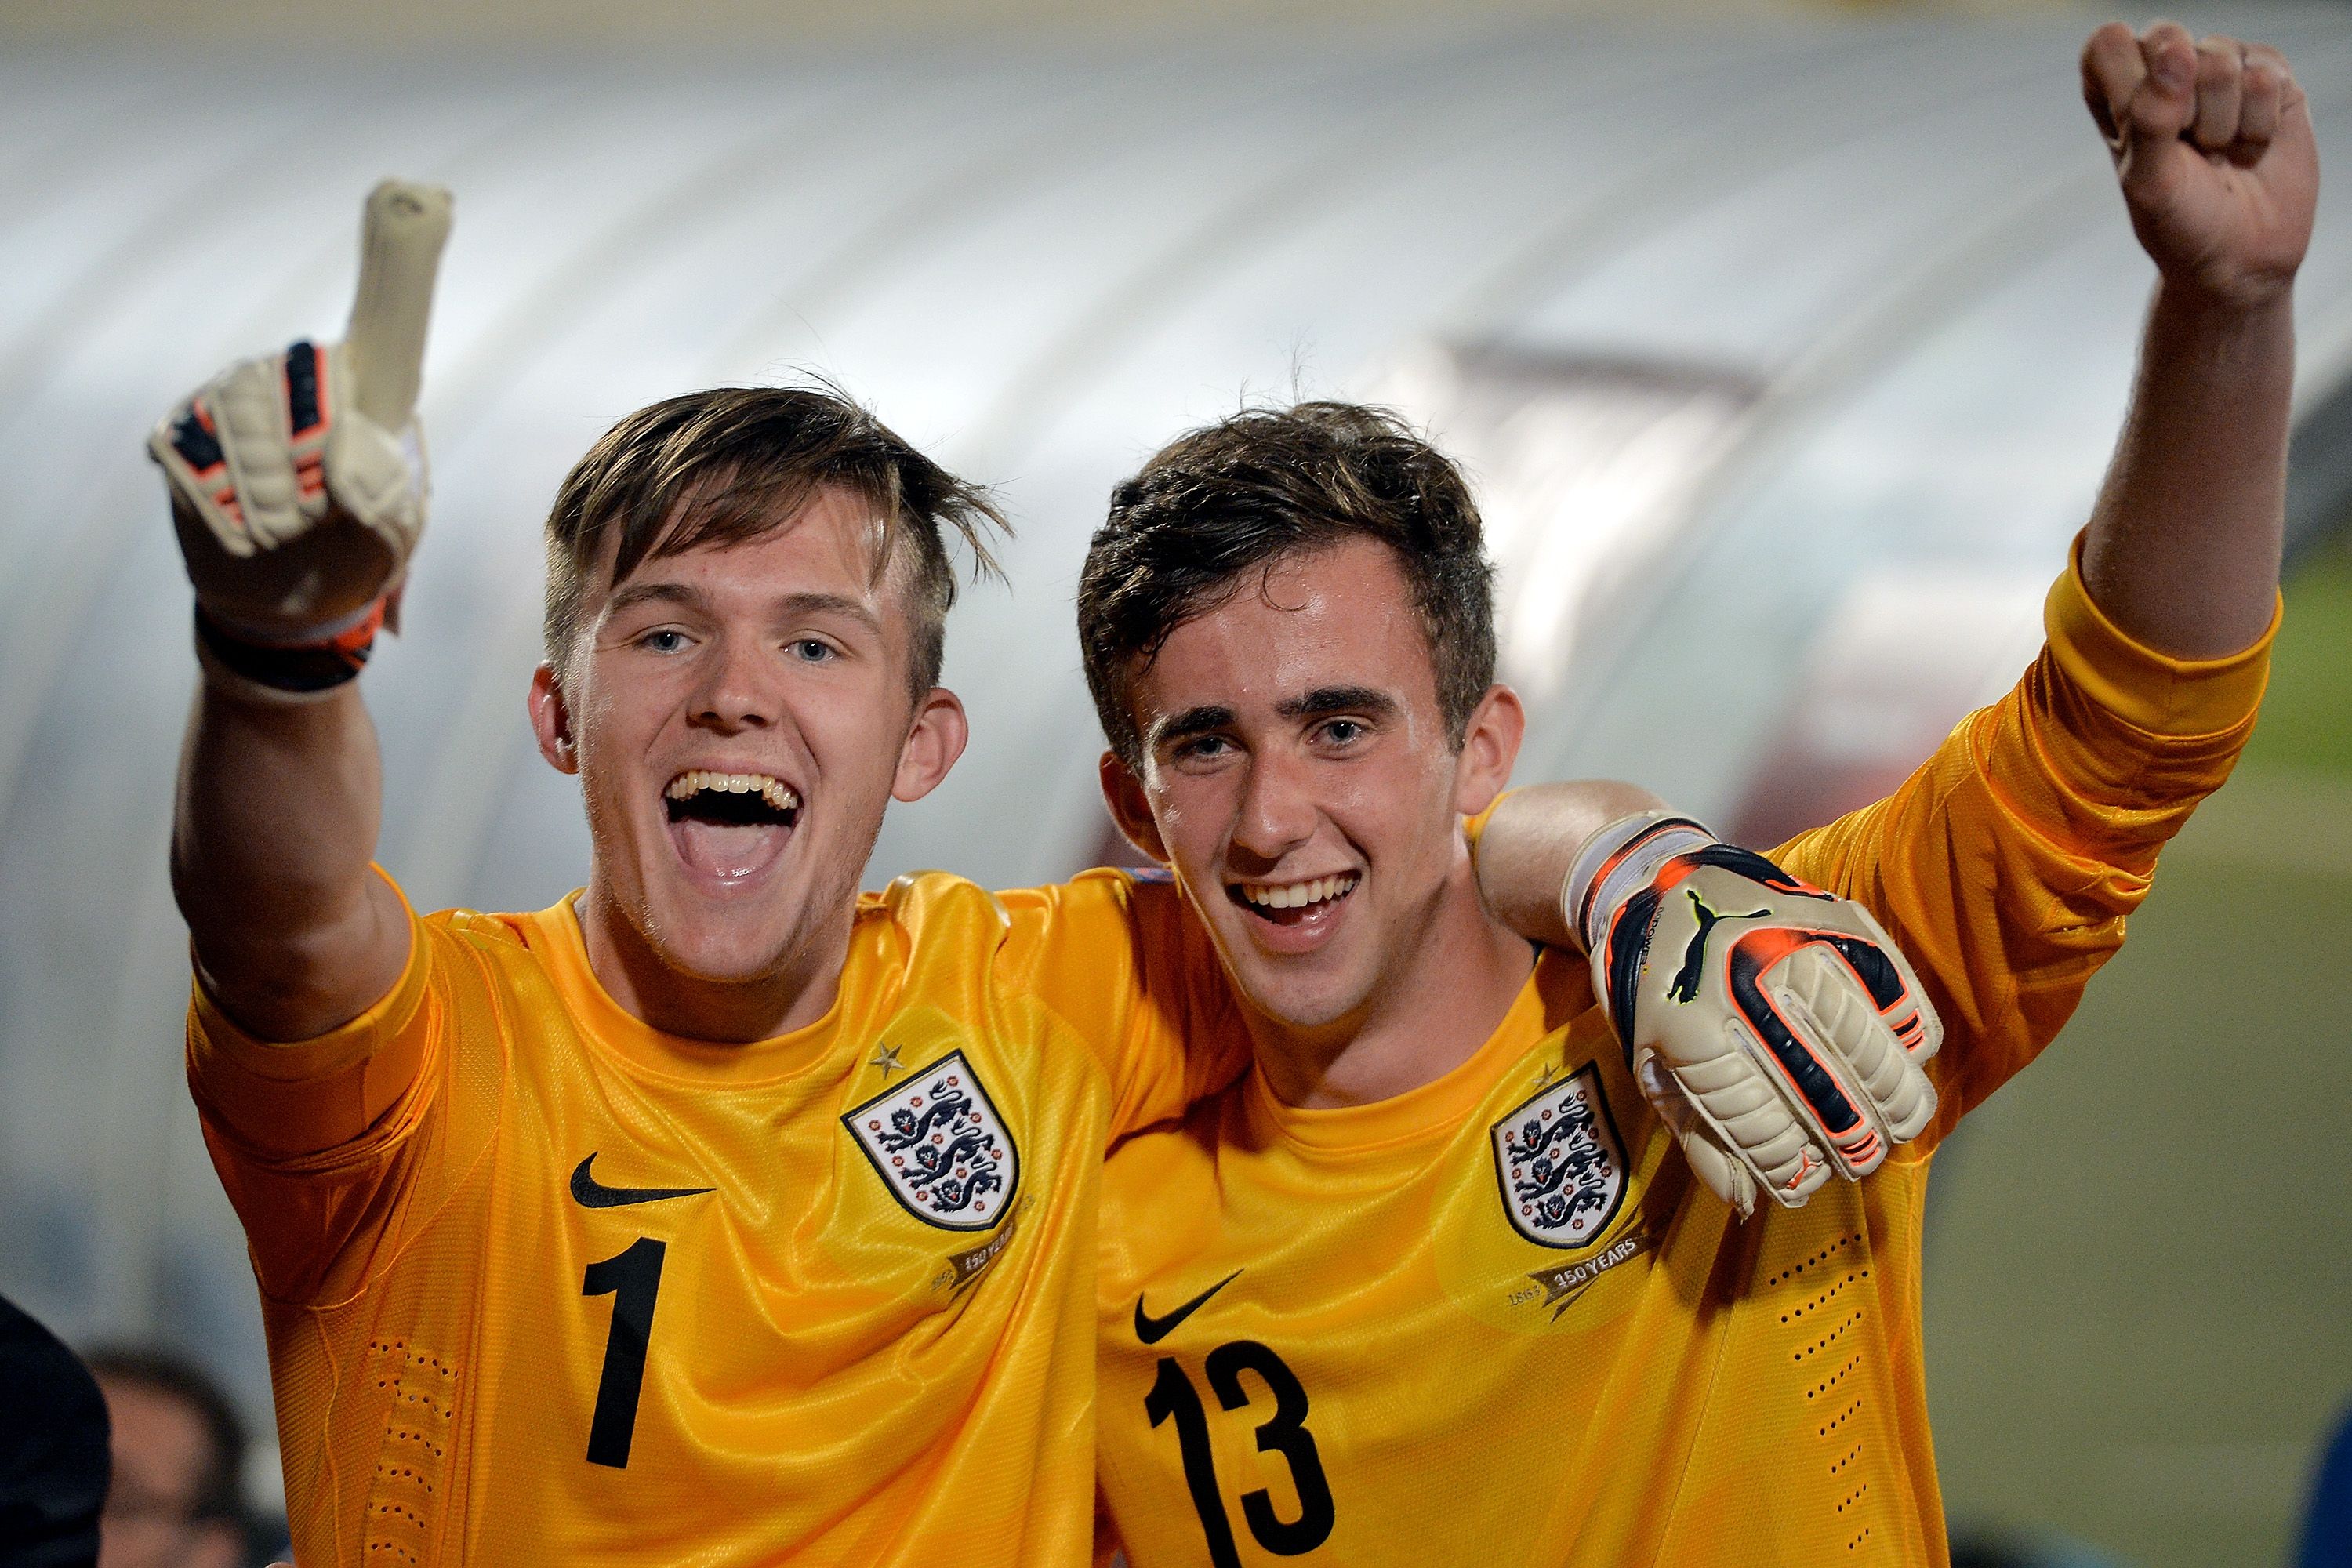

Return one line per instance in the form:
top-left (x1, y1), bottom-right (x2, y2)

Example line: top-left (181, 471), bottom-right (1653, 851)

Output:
top-left (1094, 553), bottom-right (2272, 1568)
top-left (191, 868), bottom-right (1241, 1567)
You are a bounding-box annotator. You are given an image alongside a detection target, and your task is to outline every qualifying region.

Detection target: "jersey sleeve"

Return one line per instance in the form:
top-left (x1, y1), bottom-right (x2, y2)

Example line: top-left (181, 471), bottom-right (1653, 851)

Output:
top-left (991, 869), bottom-right (1249, 1139)
top-left (1771, 539), bottom-right (2274, 1150)
top-left (185, 868), bottom-right (468, 1305)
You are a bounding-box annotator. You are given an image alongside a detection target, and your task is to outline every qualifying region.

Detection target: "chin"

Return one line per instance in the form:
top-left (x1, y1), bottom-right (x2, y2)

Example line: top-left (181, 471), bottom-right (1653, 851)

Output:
top-left (1235, 963), bottom-right (1370, 1033)
top-left (641, 840), bottom-right (863, 993)
top-left (667, 930), bottom-right (797, 987)
top-left (634, 913), bottom-right (789, 986)
top-left (622, 865), bottom-right (804, 977)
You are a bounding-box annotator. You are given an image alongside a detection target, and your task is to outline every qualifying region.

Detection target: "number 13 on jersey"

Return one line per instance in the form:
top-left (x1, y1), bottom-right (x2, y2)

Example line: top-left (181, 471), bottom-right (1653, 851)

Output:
top-left (1145, 1341), bottom-right (1335, 1564)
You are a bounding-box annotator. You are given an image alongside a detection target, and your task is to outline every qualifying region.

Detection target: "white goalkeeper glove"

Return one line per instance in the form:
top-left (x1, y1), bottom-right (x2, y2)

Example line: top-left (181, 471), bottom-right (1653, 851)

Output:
top-left (1568, 812), bottom-right (1943, 1218)
top-left (148, 180), bottom-right (451, 698)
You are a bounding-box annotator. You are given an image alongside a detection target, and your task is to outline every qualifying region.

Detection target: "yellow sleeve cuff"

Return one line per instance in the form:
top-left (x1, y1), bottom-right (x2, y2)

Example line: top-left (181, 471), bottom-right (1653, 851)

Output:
top-left (1463, 791), bottom-right (1512, 858)
top-left (190, 866), bottom-right (428, 1083)
top-left (2044, 533), bottom-right (2277, 737)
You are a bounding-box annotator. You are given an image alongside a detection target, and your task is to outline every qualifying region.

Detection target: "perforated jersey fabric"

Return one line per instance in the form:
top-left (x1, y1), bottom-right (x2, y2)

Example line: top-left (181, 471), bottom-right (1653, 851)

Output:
top-left (189, 868), bottom-right (1243, 1567)
top-left (1093, 550), bottom-right (2272, 1568)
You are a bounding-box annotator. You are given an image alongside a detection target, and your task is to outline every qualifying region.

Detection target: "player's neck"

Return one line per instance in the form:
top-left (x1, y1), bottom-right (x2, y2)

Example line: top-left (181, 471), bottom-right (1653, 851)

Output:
top-left (1245, 852), bottom-right (1534, 1110)
top-left (572, 885), bottom-right (850, 1045)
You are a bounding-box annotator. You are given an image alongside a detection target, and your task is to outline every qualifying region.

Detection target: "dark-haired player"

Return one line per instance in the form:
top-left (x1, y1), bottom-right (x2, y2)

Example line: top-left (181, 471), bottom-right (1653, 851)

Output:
top-left (1083, 23), bottom-right (2305, 1564)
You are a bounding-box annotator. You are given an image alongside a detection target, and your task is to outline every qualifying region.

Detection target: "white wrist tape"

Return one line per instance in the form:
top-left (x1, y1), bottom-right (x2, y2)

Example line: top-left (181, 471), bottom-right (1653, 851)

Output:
top-left (1563, 810), bottom-right (1717, 954)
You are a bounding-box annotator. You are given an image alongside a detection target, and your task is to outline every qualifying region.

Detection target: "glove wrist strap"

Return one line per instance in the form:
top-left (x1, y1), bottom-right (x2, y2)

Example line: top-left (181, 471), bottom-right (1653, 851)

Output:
top-left (194, 598), bottom-right (385, 704)
top-left (1565, 811), bottom-right (1716, 953)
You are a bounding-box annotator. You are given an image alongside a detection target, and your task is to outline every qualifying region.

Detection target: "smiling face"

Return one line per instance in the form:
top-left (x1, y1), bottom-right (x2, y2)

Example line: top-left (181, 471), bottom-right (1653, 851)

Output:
top-left (1104, 538), bottom-right (1521, 1036)
top-left (530, 483), bottom-right (965, 1034)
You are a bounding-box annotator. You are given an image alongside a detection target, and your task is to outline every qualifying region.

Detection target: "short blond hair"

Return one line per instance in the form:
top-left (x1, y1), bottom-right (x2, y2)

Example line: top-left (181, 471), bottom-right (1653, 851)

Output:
top-left (543, 385), bottom-right (1005, 696)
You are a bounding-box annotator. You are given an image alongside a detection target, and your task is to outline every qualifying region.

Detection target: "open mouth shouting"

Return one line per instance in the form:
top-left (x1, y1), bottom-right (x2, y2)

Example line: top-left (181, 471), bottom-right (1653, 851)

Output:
top-left (1226, 873), bottom-right (1359, 948)
top-left (662, 768), bottom-right (802, 883)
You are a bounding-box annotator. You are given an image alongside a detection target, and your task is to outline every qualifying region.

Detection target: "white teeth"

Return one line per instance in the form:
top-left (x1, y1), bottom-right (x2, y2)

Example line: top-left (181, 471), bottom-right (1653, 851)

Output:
top-left (1237, 873), bottom-right (1358, 910)
top-left (664, 769), bottom-right (800, 814)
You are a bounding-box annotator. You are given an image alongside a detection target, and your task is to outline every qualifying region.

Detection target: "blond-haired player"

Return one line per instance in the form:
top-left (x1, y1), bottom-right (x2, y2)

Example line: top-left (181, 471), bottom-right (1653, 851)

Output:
top-left (1080, 23), bottom-right (2305, 1565)
top-left (169, 361), bottom-right (1207, 1561)
top-left (156, 177), bottom-right (1282, 1556)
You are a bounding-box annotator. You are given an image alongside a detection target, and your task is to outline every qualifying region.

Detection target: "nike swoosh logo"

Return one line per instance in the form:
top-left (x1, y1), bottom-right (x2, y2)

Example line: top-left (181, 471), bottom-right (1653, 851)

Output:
top-left (1134, 1269), bottom-right (1243, 1345)
top-left (568, 1154), bottom-right (716, 1209)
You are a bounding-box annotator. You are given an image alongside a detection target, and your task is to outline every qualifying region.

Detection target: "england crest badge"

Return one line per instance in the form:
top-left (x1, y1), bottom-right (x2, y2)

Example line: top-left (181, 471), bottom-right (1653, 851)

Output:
top-left (843, 1051), bottom-right (1020, 1231)
top-left (1490, 1063), bottom-right (1628, 1250)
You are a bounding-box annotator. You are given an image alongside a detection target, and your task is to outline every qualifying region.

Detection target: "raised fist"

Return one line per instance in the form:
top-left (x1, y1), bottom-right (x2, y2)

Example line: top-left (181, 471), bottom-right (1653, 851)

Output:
top-left (2082, 22), bottom-right (2318, 308)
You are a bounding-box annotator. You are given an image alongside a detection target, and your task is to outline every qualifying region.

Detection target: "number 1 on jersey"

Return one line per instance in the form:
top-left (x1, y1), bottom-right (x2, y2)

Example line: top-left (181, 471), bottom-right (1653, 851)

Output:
top-left (582, 1236), bottom-right (666, 1468)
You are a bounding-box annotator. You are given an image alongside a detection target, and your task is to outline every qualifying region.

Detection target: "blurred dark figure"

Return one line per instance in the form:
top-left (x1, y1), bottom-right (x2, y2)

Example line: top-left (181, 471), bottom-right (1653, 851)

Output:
top-left (79, 1352), bottom-right (244, 1568)
top-left (2301, 1402), bottom-right (2352, 1567)
top-left (0, 1294), bottom-right (108, 1568)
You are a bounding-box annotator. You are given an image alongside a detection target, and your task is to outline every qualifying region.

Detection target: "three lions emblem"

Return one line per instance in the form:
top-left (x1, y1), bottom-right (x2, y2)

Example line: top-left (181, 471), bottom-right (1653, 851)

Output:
top-left (1490, 1064), bottom-right (1628, 1249)
top-left (844, 1051), bottom-right (1019, 1231)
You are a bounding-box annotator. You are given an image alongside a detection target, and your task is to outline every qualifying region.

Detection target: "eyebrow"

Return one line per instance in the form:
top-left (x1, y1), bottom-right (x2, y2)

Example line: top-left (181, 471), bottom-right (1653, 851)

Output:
top-left (1145, 686), bottom-right (1399, 753)
top-left (601, 582), bottom-right (882, 635)
top-left (1276, 685), bottom-right (1398, 723)
top-left (1145, 704), bottom-right (1236, 753)
top-left (772, 592), bottom-right (884, 635)
top-left (602, 580), bottom-right (705, 619)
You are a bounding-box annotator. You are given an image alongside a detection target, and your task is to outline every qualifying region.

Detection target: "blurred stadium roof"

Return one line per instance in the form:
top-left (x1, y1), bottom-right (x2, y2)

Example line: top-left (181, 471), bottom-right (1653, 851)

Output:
top-left (0, 0), bottom-right (2075, 47)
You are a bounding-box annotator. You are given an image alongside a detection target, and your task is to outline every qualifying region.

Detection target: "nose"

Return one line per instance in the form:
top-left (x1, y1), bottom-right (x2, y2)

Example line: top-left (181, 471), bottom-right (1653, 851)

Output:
top-left (686, 631), bottom-right (775, 733)
top-left (1229, 745), bottom-right (1318, 869)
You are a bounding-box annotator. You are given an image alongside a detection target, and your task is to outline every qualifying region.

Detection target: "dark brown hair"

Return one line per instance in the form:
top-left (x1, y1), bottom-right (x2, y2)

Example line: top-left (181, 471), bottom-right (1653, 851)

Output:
top-left (1077, 401), bottom-right (1497, 766)
top-left (543, 385), bottom-right (1004, 698)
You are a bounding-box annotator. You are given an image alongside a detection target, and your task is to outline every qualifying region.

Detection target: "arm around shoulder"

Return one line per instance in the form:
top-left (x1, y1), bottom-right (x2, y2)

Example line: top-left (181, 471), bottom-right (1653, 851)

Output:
top-left (1469, 779), bottom-right (1666, 950)
top-left (992, 869), bottom-right (1248, 1135)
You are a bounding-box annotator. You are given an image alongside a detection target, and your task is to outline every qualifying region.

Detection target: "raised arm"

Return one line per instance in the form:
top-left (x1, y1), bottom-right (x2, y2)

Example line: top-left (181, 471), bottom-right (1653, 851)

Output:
top-left (160, 183), bottom-right (450, 1043)
top-left (1484, 24), bottom-right (2313, 936)
top-left (1468, 24), bottom-right (2315, 1217)
top-left (2078, 21), bottom-right (2312, 658)
top-left (174, 655), bottom-right (405, 1042)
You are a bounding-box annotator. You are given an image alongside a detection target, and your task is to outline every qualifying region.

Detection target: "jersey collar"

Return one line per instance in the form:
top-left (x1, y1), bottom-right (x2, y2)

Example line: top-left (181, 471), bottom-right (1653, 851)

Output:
top-left (1243, 953), bottom-right (1581, 1156)
top-left (519, 893), bottom-right (873, 1086)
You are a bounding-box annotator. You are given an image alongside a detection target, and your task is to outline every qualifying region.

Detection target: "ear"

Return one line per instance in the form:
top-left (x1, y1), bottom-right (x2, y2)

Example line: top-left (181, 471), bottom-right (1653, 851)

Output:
top-left (1450, 684), bottom-right (1524, 818)
top-left (1098, 750), bottom-right (1170, 864)
top-left (1101, 752), bottom-right (1176, 865)
top-left (893, 687), bottom-right (970, 803)
top-left (529, 662), bottom-right (579, 775)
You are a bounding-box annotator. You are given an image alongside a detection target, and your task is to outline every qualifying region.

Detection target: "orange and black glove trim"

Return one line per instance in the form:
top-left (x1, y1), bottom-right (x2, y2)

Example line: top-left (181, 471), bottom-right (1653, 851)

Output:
top-left (194, 597), bottom-right (385, 700)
